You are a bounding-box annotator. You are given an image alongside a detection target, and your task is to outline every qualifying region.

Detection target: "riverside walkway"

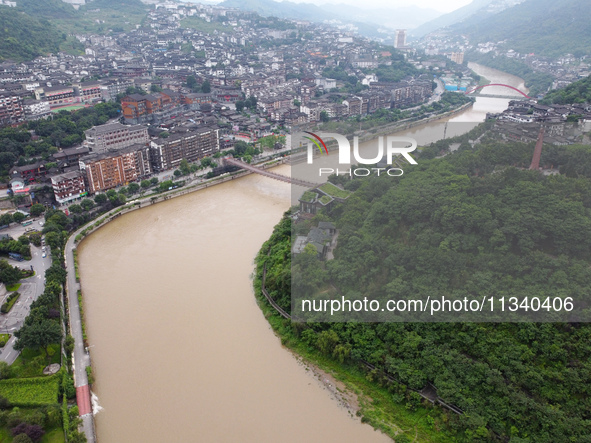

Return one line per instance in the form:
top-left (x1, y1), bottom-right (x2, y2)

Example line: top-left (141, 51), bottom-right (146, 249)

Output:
top-left (65, 231), bottom-right (95, 442)
top-left (63, 156), bottom-right (292, 441)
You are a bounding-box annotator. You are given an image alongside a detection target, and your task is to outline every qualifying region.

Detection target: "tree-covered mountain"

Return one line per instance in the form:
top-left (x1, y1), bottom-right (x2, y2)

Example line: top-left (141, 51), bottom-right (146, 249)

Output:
top-left (410, 0), bottom-right (493, 37)
top-left (0, 8), bottom-right (65, 62)
top-left (540, 74), bottom-right (591, 105)
top-left (456, 0), bottom-right (591, 57)
top-left (0, 0), bottom-right (150, 60)
top-left (257, 125), bottom-right (591, 441)
top-left (466, 51), bottom-right (554, 97)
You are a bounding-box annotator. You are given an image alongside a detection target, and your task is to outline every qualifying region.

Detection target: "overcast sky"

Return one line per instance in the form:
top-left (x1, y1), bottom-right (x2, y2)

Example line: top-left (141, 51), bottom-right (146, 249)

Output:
top-left (278, 0), bottom-right (473, 13)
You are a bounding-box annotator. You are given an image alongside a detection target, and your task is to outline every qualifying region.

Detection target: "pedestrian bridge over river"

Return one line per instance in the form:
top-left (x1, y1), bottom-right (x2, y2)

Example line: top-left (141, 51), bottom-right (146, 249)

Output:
top-left (223, 157), bottom-right (318, 188)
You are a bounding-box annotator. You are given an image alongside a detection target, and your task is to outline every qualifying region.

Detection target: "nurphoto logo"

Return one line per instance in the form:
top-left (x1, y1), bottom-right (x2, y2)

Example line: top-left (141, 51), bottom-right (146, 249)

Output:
top-left (300, 132), bottom-right (418, 177)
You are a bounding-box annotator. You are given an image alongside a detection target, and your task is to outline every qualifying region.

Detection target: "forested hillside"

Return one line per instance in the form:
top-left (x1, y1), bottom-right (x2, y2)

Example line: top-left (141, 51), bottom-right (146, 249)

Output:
top-left (457, 0), bottom-right (591, 57)
top-left (466, 52), bottom-right (554, 97)
top-left (0, 0), bottom-right (149, 61)
top-left (257, 127), bottom-right (591, 442)
top-left (540, 74), bottom-right (591, 105)
top-left (0, 8), bottom-right (65, 62)
top-left (411, 0), bottom-right (492, 37)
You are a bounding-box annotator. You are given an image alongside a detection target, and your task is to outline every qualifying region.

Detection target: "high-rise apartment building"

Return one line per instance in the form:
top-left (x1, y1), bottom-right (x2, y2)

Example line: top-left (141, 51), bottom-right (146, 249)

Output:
top-left (150, 127), bottom-right (220, 171)
top-left (84, 122), bottom-right (149, 154)
top-left (394, 29), bottom-right (407, 49)
top-left (79, 144), bottom-right (152, 194)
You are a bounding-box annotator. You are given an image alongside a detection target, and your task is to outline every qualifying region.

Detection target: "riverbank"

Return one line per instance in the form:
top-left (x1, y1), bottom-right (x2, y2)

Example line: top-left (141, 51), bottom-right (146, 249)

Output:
top-left (353, 102), bottom-right (473, 144)
top-left (66, 157), bottom-right (290, 442)
top-left (64, 99), bottom-right (476, 441)
top-left (253, 256), bottom-right (453, 442)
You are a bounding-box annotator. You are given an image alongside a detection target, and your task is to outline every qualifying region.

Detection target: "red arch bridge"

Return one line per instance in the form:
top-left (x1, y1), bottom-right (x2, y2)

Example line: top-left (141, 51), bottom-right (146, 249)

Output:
top-left (224, 157), bottom-right (318, 188)
top-left (464, 83), bottom-right (531, 99)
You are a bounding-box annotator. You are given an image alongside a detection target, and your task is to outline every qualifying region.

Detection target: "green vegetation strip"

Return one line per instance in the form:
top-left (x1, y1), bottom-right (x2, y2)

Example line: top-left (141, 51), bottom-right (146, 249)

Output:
top-left (0, 333), bottom-right (10, 347)
top-left (1, 291), bottom-right (20, 313)
top-left (72, 249), bottom-right (79, 282)
top-left (0, 374), bottom-right (59, 407)
top-left (77, 290), bottom-right (87, 343)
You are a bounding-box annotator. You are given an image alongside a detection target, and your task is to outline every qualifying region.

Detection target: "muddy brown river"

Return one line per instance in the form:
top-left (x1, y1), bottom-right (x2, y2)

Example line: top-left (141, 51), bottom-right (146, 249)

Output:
top-left (78, 63), bottom-right (527, 442)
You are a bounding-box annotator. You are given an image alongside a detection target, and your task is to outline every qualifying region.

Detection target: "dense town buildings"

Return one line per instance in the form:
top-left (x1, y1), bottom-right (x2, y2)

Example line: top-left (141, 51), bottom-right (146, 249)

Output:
top-left (0, 1), bottom-right (558, 206)
top-left (0, 92), bottom-right (24, 125)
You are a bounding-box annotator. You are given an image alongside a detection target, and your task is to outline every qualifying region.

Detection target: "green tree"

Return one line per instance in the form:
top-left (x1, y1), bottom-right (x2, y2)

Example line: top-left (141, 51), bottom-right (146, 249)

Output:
top-left (11, 212), bottom-right (25, 224)
top-left (94, 194), bottom-right (107, 205)
top-left (44, 232), bottom-right (62, 251)
top-left (80, 199), bottom-right (94, 211)
top-left (0, 362), bottom-right (11, 380)
top-left (201, 80), bottom-right (211, 93)
top-left (0, 260), bottom-right (22, 286)
top-left (201, 157), bottom-right (215, 168)
top-left (186, 75), bottom-right (197, 89)
top-left (29, 204), bottom-right (45, 217)
top-left (179, 159), bottom-right (191, 175)
top-left (320, 111), bottom-right (330, 122)
top-left (68, 204), bottom-right (82, 214)
top-left (127, 183), bottom-right (140, 194)
top-left (14, 318), bottom-right (61, 358)
top-left (140, 180), bottom-right (151, 189)
top-left (0, 213), bottom-right (11, 227)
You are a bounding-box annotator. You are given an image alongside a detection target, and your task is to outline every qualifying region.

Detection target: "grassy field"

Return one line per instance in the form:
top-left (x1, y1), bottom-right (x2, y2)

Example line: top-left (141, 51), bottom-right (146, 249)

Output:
top-left (50, 105), bottom-right (88, 113)
top-left (0, 375), bottom-right (59, 407)
top-left (41, 427), bottom-right (65, 443)
top-left (11, 345), bottom-right (61, 379)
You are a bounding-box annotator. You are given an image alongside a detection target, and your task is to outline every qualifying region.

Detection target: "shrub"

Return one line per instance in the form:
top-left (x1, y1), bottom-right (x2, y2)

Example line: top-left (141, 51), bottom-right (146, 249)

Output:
top-left (11, 422), bottom-right (44, 442)
top-left (1, 292), bottom-right (20, 313)
top-left (13, 434), bottom-right (34, 443)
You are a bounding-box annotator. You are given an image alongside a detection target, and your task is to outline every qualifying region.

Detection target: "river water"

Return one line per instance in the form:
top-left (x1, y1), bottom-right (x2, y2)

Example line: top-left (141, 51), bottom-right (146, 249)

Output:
top-left (77, 63), bottom-right (526, 442)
